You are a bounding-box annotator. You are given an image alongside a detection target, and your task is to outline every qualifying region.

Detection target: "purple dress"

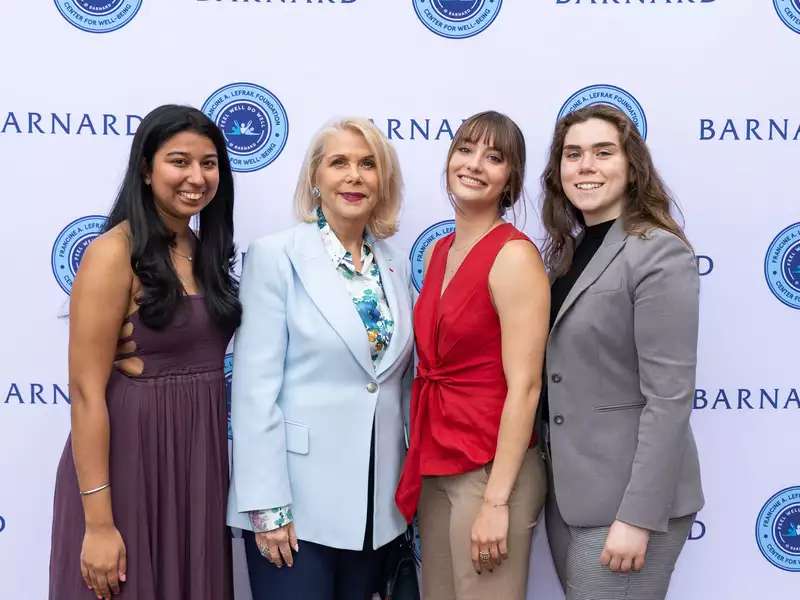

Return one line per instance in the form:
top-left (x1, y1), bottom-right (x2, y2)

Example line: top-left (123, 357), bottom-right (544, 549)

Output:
top-left (49, 296), bottom-right (234, 599)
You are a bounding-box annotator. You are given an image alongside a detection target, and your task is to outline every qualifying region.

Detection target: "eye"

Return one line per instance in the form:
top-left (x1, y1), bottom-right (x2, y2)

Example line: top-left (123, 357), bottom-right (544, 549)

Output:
top-left (171, 158), bottom-right (188, 167)
top-left (361, 158), bottom-right (376, 169)
top-left (487, 154), bottom-right (503, 163)
top-left (458, 146), bottom-right (471, 154)
top-left (203, 159), bottom-right (218, 169)
top-left (564, 151), bottom-right (580, 160)
top-left (331, 157), bottom-right (347, 167)
top-left (596, 150), bottom-right (612, 158)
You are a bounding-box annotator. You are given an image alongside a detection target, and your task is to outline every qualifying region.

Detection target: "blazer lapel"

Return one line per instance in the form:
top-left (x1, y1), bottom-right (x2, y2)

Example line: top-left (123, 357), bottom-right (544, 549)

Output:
top-left (286, 223), bottom-right (374, 377)
top-left (551, 219), bottom-right (628, 331)
top-left (372, 240), bottom-right (412, 378)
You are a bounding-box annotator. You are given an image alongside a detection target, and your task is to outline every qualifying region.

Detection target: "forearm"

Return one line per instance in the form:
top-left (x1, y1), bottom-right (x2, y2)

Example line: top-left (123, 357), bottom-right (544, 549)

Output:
top-left (484, 384), bottom-right (540, 504)
top-left (70, 386), bottom-right (114, 528)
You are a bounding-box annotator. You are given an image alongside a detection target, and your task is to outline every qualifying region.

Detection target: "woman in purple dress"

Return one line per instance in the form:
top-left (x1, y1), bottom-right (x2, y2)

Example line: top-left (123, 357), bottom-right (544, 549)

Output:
top-left (49, 105), bottom-right (241, 600)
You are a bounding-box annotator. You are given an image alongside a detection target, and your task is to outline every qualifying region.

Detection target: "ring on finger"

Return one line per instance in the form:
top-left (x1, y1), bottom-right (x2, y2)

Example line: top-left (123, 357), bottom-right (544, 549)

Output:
top-left (479, 550), bottom-right (491, 562)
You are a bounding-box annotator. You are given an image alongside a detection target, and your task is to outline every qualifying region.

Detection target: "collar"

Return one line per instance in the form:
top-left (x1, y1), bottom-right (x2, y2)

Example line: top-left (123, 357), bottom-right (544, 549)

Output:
top-left (316, 207), bottom-right (375, 274)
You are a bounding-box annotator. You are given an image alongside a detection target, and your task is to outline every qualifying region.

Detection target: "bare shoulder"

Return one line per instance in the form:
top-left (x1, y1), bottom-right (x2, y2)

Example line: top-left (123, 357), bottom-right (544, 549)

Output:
top-left (71, 223), bottom-right (133, 300)
top-left (494, 238), bottom-right (544, 272)
top-left (81, 224), bottom-right (131, 272)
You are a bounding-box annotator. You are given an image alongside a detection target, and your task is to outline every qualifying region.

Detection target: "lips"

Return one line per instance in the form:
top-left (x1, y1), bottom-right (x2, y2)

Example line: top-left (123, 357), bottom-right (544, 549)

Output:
top-left (457, 174), bottom-right (487, 188)
top-left (177, 190), bottom-right (204, 201)
top-left (340, 192), bottom-right (366, 202)
top-left (575, 182), bottom-right (604, 191)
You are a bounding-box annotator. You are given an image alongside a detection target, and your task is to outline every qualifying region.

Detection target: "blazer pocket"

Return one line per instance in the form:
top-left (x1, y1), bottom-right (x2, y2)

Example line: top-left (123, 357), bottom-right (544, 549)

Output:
top-left (594, 401), bottom-right (647, 413)
top-left (284, 420), bottom-right (309, 455)
top-left (586, 277), bottom-right (623, 295)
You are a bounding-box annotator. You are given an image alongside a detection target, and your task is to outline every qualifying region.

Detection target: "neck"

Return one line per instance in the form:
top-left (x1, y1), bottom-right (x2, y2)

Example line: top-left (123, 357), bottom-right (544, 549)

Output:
top-left (321, 207), bottom-right (366, 255)
top-left (453, 204), bottom-right (502, 247)
top-left (582, 202), bottom-right (623, 227)
top-left (157, 207), bottom-right (192, 240)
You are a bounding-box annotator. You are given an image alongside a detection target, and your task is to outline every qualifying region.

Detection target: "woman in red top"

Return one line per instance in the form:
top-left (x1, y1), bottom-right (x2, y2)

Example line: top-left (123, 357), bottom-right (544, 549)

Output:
top-left (396, 111), bottom-right (550, 599)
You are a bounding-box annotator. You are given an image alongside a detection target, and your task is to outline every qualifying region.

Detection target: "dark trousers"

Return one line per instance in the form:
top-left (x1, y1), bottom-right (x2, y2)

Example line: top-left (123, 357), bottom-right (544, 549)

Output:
top-left (244, 531), bottom-right (388, 600)
top-left (245, 421), bottom-right (387, 599)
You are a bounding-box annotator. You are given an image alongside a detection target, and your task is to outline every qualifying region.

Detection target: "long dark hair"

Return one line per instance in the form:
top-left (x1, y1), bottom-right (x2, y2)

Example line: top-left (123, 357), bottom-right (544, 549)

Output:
top-left (446, 111), bottom-right (527, 219)
top-left (540, 104), bottom-right (689, 276)
top-left (105, 104), bottom-right (241, 331)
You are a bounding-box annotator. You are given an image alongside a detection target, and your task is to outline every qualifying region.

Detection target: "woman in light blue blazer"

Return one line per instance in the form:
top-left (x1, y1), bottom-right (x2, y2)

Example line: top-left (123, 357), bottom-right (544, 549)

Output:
top-left (227, 118), bottom-right (413, 600)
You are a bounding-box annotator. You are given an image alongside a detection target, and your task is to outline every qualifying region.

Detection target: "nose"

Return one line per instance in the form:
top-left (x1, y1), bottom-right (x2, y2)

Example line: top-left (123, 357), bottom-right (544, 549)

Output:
top-left (186, 161), bottom-right (204, 185)
top-left (345, 163), bottom-right (362, 183)
top-left (465, 151), bottom-right (482, 172)
top-left (577, 153), bottom-right (597, 172)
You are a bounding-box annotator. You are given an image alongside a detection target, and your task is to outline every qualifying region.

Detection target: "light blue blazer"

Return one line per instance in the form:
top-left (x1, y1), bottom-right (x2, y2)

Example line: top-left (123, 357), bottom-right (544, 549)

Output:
top-left (226, 221), bottom-right (413, 550)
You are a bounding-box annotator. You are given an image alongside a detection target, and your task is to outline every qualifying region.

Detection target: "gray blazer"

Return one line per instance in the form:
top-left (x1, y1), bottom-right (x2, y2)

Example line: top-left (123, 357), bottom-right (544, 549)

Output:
top-left (546, 219), bottom-right (704, 533)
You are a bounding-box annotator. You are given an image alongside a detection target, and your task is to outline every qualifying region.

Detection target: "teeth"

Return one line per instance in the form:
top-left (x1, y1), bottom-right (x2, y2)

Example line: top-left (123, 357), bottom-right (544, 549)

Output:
top-left (179, 191), bottom-right (203, 200)
top-left (459, 175), bottom-right (484, 186)
top-left (576, 183), bottom-right (603, 190)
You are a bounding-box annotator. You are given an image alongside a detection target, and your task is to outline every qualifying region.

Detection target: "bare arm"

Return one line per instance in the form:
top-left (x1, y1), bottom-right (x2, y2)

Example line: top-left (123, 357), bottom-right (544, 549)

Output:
top-left (471, 239), bottom-right (550, 571)
top-left (68, 228), bottom-right (132, 597)
top-left (486, 240), bottom-right (549, 504)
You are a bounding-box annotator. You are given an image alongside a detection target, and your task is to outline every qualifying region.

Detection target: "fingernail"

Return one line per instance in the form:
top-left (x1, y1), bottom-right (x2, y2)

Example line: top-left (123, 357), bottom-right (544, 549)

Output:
top-left (120, 574), bottom-right (126, 582)
top-left (293, 543), bottom-right (299, 552)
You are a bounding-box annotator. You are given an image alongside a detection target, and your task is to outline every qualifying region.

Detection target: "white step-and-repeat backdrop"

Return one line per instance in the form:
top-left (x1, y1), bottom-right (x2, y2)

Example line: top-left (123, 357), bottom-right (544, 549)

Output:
top-left (1, 2), bottom-right (798, 599)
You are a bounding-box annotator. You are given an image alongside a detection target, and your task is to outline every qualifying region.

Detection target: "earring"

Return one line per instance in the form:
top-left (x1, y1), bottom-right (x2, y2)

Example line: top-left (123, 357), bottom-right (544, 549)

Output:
top-left (311, 186), bottom-right (321, 199)
top-left (144, 176), bottom-right (151, 186)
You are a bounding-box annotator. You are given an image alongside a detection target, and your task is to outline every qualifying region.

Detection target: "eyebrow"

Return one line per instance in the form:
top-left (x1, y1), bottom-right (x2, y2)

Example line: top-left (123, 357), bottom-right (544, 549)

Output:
top-left (165, 150), bottom-right (218, 158)
top-left (461, 139), bottom-right (503, 153)
top-left (562, 142), bottom-right (618, 151)
top-left (327, 153), bottom-right (376, 160)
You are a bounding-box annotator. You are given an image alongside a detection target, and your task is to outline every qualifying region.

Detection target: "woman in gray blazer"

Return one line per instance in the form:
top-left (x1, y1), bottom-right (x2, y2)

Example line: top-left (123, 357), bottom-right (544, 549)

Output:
top-left (227, 118), bottom-right (413, 599)
top-left (538, 104), bottom-right (703, 600)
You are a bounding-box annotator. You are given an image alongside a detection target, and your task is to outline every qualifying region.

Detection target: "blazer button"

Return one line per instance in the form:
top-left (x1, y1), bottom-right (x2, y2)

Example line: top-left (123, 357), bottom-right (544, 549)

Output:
top-left (553, 415), bottom-right (565, 425)
top-left (366, 382), bottom-right (378, 393)
top-left (551, 373), bottom-right (562, 383)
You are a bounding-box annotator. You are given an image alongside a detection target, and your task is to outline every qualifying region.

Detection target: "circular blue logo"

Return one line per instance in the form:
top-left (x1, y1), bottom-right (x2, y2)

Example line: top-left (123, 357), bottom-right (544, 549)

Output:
top-left (0, 515), bottom-right (5, 533)
top-left (409, 220), bottom-right (455, 292)
top-left (413, 0), bottom-right (502, 39)
top-left (764, 223), bottom-right (800, 310)
top-left (54, 0), bottom-right (142, 33)
top-left (224, 353), bottom-right (233, 441)
top-left (202, 83), bottom-right (288, 173)
top-left (774, 0), bottom-right (800, 35)
top-left (756, 486), bottom-right (800, 572)
top-left (51, 215), bottom-right (107, 294)
top-left (557, 84), bottom-right (648, 140)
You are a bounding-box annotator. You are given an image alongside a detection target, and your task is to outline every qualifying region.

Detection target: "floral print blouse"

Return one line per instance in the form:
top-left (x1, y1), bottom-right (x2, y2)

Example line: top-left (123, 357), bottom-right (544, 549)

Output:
top-left (248, 208), bottom-right (394, 533)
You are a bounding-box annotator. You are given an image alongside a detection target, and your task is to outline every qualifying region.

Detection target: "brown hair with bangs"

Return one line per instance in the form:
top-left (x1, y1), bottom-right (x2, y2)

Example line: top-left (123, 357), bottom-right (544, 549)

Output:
top-left (446, 111), bottom-right (527, 217)
top-left (540, 104), bottom-right (690, 277)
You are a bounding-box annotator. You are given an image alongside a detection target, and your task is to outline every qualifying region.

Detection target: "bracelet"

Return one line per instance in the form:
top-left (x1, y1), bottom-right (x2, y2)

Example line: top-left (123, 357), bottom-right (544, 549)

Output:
top-left (80, 482), bottom-right (110, 496)
top-left (483, 498), bottom-right (509, 508)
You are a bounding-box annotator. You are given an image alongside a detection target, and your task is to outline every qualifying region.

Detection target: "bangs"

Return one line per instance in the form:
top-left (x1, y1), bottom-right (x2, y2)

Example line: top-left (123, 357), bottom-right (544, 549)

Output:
top-left (452, 112), bottom-right (520, 160)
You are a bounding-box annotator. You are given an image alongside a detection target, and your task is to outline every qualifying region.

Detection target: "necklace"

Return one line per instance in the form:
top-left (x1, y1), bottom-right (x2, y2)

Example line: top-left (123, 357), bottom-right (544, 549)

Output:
top-left (170, 247), bottom-right (193, 262)
top-left (449, 220), bottom-right (502, 253)
top-left (443, 220), bottom-right (503, 284)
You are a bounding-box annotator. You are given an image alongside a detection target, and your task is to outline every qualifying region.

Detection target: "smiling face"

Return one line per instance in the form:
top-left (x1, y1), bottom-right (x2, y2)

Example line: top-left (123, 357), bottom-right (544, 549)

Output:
top-left (560, 117), bottom-right (629, 225)
top-left (314, 128), bottom-right (380, 228)
top-left (447, 135), bottom-right (511, 212)
top-left (147, 130), bottom-right (220, 224)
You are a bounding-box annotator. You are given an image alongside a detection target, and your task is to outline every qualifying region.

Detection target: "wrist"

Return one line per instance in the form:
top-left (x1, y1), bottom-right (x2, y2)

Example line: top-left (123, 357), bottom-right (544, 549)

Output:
top-left (482, 496), bottom-right (509, 508)
top-left (84, 519), bottom-right (115, 532)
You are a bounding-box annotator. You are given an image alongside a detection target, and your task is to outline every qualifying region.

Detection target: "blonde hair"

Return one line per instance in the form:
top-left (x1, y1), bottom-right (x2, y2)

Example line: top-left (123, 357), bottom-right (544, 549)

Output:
top-left (294, 117), bottom-right (403, 239)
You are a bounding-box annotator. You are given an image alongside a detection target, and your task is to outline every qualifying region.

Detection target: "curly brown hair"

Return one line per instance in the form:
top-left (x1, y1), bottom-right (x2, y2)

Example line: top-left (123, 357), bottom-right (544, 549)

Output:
top-left (540, 104), bottom-right (689, 276)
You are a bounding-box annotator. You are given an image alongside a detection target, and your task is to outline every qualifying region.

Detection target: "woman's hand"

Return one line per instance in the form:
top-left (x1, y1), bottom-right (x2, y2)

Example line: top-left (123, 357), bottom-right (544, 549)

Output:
top-left (600, 520), bottom-right (650, 573)
top-left (80, 524), bottom-right (126, 599)
top-left (256, 523), bottom-right (299, 568)
top-left (470, 502), bottom-right (509, 574)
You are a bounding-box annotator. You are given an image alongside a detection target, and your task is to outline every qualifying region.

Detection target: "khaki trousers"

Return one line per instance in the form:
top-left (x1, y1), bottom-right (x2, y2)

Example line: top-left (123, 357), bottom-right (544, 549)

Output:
top-left (418, 448), bottom-right (547, 600)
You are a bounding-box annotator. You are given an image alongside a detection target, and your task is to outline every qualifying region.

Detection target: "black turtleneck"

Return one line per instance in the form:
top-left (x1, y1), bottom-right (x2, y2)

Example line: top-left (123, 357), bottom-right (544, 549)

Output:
top-left (541, 218), bottom-right (616, 423)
